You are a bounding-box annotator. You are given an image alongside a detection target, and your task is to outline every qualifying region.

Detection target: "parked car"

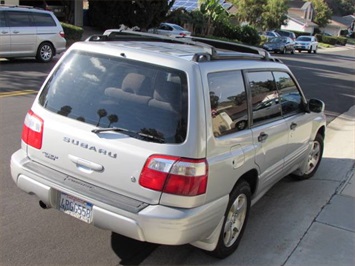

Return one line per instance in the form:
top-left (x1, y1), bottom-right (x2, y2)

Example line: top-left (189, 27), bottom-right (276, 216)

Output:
top-left (295, 35), bottom-right (318, 53)
top-left (148, 22), bottom-right (191, 37)
top-left (259, 30), bottom-right (281, 41)
top-left (275, 29), bottom-right (297, 41)
top-left (20, 0), bottom-right (67, 20)
top-left (0, 6), bottom-right (66, 62)
top-left (262, 37), bottom-right (295, 54)
top-left (11, 30), bottom-right (326, 259)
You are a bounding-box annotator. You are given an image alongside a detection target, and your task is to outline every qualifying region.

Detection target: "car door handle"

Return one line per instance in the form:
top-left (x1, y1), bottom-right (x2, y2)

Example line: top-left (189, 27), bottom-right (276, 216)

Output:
top-left (290, 122), bottom-right (297, 130)
top-left (12, 31), bottom-right (20, 34)
top-left (258, 132), bottom-right (268, 142)
top-left (1, 31), bottom-right (9, 34)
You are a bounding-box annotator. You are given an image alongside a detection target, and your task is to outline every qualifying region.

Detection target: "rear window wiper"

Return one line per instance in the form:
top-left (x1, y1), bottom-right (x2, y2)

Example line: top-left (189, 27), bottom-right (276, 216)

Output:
top-left (92, 127), bottom-right (165, 143)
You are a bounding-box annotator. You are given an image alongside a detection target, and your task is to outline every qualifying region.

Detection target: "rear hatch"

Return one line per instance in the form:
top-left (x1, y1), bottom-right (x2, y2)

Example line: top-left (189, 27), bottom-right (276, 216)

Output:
top-left (24, 49), bottom-right (189, 204)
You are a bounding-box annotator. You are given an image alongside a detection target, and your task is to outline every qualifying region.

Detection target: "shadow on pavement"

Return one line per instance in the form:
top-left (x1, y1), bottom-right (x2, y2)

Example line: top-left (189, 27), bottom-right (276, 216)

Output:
top-left (111, 233), bottom-right (159, 265)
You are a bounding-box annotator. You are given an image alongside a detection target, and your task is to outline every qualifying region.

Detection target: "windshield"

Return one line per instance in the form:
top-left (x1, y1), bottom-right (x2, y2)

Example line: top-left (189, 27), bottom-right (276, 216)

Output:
top-left (39, 51), bottom-right (188, 144)
top-left (270, 37), bottom-right (283, 43)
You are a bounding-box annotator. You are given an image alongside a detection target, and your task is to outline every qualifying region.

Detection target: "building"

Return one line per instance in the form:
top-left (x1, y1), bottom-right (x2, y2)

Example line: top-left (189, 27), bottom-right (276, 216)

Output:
top-left (282, 0), bottom-right (318, 34)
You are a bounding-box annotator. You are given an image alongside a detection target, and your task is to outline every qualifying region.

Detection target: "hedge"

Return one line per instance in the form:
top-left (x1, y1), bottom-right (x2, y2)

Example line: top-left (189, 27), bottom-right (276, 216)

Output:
top-left (61, 23), bottom-right (84, 42)
top-left (316, 34), bottom-right (348, 46)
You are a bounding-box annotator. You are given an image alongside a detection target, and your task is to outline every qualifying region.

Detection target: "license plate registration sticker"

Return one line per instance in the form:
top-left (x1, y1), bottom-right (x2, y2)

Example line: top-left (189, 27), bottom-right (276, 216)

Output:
top-left (59, 193), bottom-right (93, 223)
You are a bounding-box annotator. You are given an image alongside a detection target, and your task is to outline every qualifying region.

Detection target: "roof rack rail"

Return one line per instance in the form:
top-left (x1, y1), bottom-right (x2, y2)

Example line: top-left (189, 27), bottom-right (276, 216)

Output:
top-left (86, 30), bottom-right (275, 62)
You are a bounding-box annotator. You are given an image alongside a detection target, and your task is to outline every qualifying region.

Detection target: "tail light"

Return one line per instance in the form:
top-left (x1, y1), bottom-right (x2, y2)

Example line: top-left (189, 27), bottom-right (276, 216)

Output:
top-left (59, 31), bottom-right (65, 38)
top-left (22, 110), bottom-right (44, 149)
top-left (139, 155), bottom-right (208, 196)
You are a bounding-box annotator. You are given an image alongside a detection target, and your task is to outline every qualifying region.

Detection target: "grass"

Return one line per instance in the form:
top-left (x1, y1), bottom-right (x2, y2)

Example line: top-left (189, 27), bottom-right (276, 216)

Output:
top-left (318, 42), bottom-right (335, 48)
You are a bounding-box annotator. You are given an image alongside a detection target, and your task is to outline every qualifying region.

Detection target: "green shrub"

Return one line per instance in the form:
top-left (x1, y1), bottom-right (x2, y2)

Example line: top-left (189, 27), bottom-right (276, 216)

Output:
top-left (322, 35), bottom-right (338, 45)
top-left (61, 23), bottom-right (84, 41)
top-left (240, 25), bottom-right (260, 45)
top-left (315, 34), bottom-right (323, 42)
top-left (336, 36), bottom-right (347, 46)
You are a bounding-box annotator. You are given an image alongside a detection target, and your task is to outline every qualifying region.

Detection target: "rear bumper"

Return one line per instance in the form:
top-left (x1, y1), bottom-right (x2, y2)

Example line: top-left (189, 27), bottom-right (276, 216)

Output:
top-left (10, 149), bottom-right (227, 247)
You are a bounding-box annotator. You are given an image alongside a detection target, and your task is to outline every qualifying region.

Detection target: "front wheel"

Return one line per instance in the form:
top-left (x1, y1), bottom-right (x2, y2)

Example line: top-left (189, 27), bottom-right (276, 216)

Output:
top-left (36, 42), bottom-right (54, 63)
top-left (208, 181), bottom-right (251, 258)
top-left (293, 133), bottom-right (324, 180)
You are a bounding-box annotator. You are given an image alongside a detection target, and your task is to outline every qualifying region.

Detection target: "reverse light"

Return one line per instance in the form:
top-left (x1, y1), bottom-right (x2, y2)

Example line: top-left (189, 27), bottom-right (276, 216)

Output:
top-left (22, 110), bottom-right (44, 149)
top-left (139, 155), bottom-right (208, 196)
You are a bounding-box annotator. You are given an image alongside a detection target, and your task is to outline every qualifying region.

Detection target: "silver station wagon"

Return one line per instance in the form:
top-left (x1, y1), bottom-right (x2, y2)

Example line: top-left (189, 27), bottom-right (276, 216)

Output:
top-left (0, 6), bottom-right (66, 62)
top-left (11, 31), bottom-right (326, 258)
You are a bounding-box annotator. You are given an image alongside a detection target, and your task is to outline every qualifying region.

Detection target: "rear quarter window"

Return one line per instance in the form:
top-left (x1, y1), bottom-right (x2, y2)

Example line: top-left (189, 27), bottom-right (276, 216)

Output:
top-left (208, 70), bottom-right (248, 136)
top-left (33, 13), bottom-right (56, 27)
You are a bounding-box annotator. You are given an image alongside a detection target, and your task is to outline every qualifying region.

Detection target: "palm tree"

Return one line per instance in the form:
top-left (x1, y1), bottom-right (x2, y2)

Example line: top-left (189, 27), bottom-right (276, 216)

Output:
top-left (96, 109), bottom-right (107, 126)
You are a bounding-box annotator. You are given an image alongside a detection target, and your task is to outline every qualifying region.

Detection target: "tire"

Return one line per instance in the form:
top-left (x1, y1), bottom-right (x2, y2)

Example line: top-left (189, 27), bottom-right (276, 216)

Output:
top-left (291, 48), bottom-right (294, 54)
top-left (235, 120), bottom-right (247, 131)
top-left (36, 42), bottom-right (54, 63)
top-left (313, 46), bottom-right (317, 53)
top-left (293, 133), bottom-right (324, 180)
top-left (298, 50), bottom-right (301, 53)
top-left (308, 47), bottom-right (312, 53)
top-left (208, 181), bottom-right (251, 258)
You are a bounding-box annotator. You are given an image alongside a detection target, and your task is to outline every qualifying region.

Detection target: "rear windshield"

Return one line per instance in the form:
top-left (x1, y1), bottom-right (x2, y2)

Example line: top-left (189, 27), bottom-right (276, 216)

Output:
top-left (39, 51), bottom-right (188, 144)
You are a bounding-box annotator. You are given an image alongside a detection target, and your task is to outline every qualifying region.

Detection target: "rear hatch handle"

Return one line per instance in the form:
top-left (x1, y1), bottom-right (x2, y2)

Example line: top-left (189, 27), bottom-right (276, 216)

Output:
top-left (68, 154), bottom-right (104, 172)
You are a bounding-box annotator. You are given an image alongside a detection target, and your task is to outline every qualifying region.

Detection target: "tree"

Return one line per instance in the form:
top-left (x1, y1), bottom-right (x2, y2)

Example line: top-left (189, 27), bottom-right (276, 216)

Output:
top-left (309, 0), bottom-right (332, 28)
top-left (325, 0), bottom-right (355, 16)
top-left (199, 0), bottom-right (229, 35)
top-left (261, 0), bottom-right (288, 30)
top-left (88, 0), bottom-right (175, 30)
top-left (230, 0), bottom-right (266, 27)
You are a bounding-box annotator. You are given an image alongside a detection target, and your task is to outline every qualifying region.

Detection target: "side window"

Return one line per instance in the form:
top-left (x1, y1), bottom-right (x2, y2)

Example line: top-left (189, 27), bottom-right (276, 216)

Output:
top-left (247, 71), bottom-right (282, 125)
top-left (7, 11), bottom-right (32, 27)
top-left (208, 70), bottom-right (248, 137)
top-left (0, 12), bottom-right (6, 27)
top-left (33, 13), bottom-right (56, 27)
top-left (273, 72), bottom-right (303, 116)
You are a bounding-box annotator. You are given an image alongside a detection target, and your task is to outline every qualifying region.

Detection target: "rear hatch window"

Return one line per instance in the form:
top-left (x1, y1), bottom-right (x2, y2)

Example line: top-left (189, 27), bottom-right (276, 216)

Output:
top-left (38, 50), bottom-right (188, 144)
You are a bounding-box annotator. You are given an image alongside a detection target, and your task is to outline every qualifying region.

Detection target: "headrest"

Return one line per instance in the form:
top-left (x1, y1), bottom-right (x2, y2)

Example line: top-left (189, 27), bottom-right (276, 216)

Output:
top-left (122, 73), bottom-right (146, 94)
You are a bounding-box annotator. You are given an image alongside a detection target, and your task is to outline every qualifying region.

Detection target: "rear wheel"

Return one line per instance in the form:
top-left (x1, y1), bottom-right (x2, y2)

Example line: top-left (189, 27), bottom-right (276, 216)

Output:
top-left (313, 46), bottom-right (317, 53)
top-left (36, 42), bottom-right (54, 63)
top-left (208, 181), bottom-right (251, 258)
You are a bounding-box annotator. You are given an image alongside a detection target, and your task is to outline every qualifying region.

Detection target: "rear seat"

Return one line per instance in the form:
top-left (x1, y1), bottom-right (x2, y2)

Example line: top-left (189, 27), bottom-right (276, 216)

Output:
top-left (104, 73), bottom-right (152, 130)
top-left (104, 72), bottom-right (183, 142)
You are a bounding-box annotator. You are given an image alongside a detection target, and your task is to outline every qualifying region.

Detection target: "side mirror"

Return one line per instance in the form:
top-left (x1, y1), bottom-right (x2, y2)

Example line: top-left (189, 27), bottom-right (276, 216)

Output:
top-left (307, 98), bottom-right (325, 113)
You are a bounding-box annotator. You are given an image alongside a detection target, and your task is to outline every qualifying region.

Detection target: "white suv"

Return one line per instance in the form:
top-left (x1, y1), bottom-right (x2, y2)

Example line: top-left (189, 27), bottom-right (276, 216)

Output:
top-left (0, 6), bottom-right (66, 62)
top-left (11, 31), bottom-right (326, 258)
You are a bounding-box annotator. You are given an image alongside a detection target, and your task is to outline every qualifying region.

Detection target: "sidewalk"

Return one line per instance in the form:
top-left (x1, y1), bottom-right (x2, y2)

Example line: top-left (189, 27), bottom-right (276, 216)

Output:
top-left (285, 106), bottom-right (355, 266)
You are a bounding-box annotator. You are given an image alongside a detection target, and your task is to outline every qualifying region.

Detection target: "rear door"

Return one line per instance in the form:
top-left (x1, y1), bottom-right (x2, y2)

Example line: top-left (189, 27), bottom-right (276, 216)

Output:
top-left (245, 71), bottom-right (289, 190)
top-left (6, 11), bottom-right (37, 55)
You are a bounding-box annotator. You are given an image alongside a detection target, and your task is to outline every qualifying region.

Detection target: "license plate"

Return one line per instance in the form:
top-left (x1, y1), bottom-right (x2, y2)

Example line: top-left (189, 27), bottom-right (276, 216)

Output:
top-left (59, 193), bottom-right (93, 223)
